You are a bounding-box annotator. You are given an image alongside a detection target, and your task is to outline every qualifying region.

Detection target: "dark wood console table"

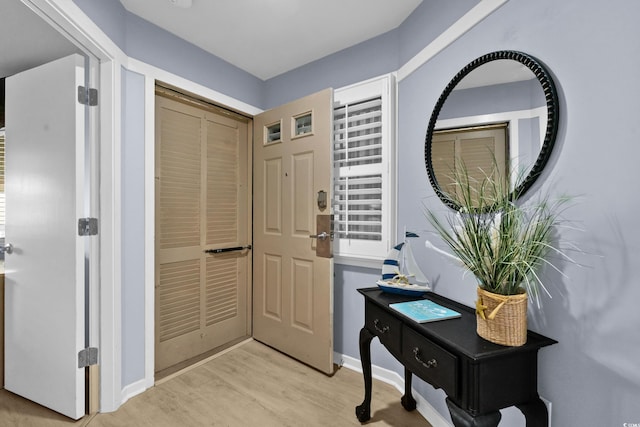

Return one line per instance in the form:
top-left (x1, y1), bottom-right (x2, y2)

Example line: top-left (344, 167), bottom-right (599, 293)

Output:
top-left (355, 287), bottom-right (556, 427)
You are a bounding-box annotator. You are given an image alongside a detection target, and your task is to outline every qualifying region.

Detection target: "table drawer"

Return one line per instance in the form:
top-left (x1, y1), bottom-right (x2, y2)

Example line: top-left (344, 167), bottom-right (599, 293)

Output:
top-left (403, 326), bottom-right (458, 397)
top-left (365, 302), bottom-right (402, 354)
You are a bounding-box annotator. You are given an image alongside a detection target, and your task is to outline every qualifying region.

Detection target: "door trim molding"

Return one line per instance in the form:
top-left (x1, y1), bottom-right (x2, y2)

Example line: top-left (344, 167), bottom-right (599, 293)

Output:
top-left (23, 0), bottom-right (123, 413)
top-left (127, 57), bottom-right (262, 396)
top-left (397, 0), bottom-right (509, 82)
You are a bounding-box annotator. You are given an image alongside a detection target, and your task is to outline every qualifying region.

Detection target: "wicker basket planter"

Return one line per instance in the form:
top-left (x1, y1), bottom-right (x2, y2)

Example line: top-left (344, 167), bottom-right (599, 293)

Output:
top-left (476, 287), bottom-right (528, 346)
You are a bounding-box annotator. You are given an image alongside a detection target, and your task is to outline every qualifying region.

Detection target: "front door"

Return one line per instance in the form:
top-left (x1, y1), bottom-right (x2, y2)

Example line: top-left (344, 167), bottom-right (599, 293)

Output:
top-left (4, 54), bottom-right (88, 419)
top-left (253, 89), bottom-right (334, 374)
top-left (155, 91), bottom-right (252, 372)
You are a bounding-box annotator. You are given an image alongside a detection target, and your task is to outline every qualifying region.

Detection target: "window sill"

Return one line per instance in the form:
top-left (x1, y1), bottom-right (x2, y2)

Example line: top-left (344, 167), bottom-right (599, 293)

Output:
top-left (334, 255), bottom-right (383, 270)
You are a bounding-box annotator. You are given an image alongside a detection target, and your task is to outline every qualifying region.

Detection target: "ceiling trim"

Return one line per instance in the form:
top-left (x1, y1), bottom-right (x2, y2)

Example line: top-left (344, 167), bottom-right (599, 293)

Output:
top-left (398, 0), bottom-right (509, 82)
top-left (127, 57), bottom-right (263, 116)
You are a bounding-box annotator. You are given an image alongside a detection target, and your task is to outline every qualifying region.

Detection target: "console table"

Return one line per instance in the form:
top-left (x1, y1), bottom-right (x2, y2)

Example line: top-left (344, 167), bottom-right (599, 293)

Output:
top-left (355, 287), bottom-right (556, 427)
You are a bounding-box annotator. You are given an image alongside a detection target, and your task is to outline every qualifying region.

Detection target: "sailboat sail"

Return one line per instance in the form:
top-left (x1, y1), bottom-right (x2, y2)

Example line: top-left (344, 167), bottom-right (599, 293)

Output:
top-left (380, 231), bottom-right (430, 289)
top-left (401, 235), bottom-right (429, 286)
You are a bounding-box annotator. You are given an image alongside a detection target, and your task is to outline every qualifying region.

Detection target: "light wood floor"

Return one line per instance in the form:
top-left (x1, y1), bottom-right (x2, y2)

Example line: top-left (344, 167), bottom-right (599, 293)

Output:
top-left (0, 340), bottom-right (432, 426)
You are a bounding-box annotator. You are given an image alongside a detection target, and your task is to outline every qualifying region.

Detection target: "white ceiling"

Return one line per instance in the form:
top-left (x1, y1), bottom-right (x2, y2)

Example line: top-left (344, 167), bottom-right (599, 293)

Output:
top-left (119, 0), bottom-right (423, 80)
top-left (0, 0), bottom-right (80, 78)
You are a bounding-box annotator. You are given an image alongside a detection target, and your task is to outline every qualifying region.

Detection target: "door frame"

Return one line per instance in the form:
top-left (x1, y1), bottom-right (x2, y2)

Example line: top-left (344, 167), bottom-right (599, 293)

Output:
top-left (21, 0), bottom-right (121, 412)
top-left (132, 60), bottom-right (262, 395)
top-left (24, 0), bottom-right (264, 411)
top-left (153, 86), bottom-right (253, 374)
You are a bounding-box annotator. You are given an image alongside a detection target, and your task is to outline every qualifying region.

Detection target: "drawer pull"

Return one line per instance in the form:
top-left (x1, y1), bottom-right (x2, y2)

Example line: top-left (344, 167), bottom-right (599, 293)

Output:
top-left (413, 348), bottom-right (438, 369)
top-left (374, 319), bottom-right (390, 334)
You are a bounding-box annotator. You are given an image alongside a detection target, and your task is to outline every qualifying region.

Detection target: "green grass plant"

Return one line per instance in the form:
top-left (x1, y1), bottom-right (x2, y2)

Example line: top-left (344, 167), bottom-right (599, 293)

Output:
top-left (425, 163), bottom-right (572, 302)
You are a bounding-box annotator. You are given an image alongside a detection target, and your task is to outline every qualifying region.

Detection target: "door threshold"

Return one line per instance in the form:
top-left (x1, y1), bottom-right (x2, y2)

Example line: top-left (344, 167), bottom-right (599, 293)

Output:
top-left (155, 336), bottom-right (253, 385)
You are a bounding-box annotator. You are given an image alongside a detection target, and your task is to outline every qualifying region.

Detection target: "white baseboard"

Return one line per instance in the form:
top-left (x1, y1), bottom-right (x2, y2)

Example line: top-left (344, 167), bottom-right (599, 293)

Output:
top-left (335, 352), bottom-right (453, 427)
top-left (120, 377), bottom-right (149, 407)
top-left (119, 337), bottom-right (255, 409)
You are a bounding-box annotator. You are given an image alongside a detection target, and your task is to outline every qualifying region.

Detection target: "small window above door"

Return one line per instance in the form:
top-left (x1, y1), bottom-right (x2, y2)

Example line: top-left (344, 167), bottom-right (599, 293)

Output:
top-left (292, 111), bottom-right (313, 139)
top-left (264, 120), bottom-right (282, 144)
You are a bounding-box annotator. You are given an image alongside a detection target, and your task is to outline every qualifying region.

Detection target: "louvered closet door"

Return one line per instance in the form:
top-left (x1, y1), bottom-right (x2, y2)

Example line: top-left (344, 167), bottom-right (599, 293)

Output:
top-left (432, 125), bottom-right (507, 206)
top-left (155, 94), bottom-right (251, 372)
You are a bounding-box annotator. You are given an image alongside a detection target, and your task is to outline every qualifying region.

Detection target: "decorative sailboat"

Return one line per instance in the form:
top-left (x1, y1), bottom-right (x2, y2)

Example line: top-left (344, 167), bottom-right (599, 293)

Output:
top-left (378, 230), bottom-right (431, 295)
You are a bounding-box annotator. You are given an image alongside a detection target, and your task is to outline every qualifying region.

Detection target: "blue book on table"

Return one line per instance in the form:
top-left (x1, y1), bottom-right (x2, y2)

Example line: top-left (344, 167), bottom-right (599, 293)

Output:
top-left (389, 300), bottom-right (461, 323)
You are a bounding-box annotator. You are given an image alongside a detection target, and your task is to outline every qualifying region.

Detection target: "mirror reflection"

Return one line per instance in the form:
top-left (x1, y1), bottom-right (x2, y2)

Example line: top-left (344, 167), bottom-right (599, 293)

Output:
top-left (425, 51), bottom-right (558, 210)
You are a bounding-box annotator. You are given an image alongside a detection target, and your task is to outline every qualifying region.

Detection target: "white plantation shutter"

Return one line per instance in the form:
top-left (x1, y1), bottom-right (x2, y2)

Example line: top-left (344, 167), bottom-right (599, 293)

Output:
top-left (333, 100), bottom-right (383, 241)
top-left (333, 75), bottom-right (395, 264)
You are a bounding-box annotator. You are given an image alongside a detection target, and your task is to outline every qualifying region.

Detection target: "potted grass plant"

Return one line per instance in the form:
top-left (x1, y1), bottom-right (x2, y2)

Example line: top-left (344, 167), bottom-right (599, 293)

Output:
top-left (425, 165), bottom-right (571, 346)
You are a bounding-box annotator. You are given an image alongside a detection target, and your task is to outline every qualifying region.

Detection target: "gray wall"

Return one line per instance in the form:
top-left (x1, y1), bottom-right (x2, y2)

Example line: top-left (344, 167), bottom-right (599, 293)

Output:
top-left (74, 0), bottom-right (640, 425)
top-left (271, 0), bottom-right (640, 425)
top-left (396, 0), bottom-right (640, 425)
top-left (263, 0), bottom-right (481, 109)
top-left (73, 0), bottom-right (264, 109)
top-left (263, 29), bottom-right (400, 109)
top-left (73, 0), bottom-right (127, 50)
top-left (121, 68), bottom-right (145, 386)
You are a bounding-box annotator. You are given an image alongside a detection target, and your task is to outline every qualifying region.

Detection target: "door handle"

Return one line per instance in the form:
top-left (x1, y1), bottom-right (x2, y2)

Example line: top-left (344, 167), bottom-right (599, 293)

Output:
top-left (1, 243), bottom-right (13, 255)
top-left (311, 215), bottom-right (333, 258)
top-left (204, 245), bottom-right (251, 254)
top-left (309, 232), bottom-right (329, 241)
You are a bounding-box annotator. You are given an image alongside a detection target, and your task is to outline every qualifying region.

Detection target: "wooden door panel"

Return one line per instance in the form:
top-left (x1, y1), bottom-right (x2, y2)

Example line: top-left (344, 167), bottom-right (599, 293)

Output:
top-left (158, 108), bottom-right (201, 250)
top-left (291, 258), bottom-right (314, 332)
top-left (253, 88), bottom-right (334, 374)
top-left (206, 119), bottom-right (240, 245)
top-left (158, 259), bottom-right (201, 342)
top-left (263, 254), bottom-right (283, 320)
top-left (264, 158), bottom-right (283, 234)
top-left (155, 93), bottom-right (250, 373)
top-left (205, 255), bottom-right (240, 325)
top-left (292, 152), bottom-right (314, 235)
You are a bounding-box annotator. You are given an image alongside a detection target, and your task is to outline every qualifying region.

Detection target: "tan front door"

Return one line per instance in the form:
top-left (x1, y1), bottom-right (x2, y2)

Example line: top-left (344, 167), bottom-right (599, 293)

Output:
top-left (253, 89), bottom-right (334, 375)
top-left (155, 91), bottom-right (252, 372)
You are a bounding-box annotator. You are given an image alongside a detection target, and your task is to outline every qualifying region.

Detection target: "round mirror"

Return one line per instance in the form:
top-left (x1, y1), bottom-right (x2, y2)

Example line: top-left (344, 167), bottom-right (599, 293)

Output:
top-left (425, 50), bottom-right (559, 210)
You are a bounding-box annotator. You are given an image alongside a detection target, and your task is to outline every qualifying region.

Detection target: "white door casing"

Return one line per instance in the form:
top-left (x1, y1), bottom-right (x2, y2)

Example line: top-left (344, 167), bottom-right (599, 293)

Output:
top-left (4, 54), bottom-right (87, 420)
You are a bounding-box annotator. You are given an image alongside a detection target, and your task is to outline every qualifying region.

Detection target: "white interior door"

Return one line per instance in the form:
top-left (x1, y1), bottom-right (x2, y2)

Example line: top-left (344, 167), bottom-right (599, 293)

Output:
top-left (4, 54), bottom-right (86, 420)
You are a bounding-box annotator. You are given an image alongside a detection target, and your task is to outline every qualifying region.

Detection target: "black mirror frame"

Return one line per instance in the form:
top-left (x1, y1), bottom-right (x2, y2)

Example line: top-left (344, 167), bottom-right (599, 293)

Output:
top-left (424, 50), bottom-right (559, 210)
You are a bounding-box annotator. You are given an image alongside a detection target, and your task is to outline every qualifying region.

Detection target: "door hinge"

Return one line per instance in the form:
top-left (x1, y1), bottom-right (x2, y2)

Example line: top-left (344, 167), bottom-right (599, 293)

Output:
top-left (78, 347), bottom-right (98, 368)
top-left (77, 85), bottom-right (98, 106)
top-left (78, 217), bottom-right (98, 236)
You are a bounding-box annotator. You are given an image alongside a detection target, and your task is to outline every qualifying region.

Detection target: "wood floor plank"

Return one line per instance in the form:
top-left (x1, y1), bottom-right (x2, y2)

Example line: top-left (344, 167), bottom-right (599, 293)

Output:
top-left (0, 340), bottom-right (433, 427)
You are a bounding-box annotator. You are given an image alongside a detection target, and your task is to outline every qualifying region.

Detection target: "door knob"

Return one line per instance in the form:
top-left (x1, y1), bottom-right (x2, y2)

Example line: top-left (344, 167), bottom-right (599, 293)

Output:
top-left (1, 243), bottom-right (13, 255)
top-left (311, 214), bottom-right (333, 258)
top-left (309, 232), bottom-right (328, 240)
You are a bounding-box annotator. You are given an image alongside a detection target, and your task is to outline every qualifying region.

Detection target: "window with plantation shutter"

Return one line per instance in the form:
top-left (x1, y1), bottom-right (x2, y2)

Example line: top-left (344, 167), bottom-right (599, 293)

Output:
top-left (333, 75), bottom-right (396, 266)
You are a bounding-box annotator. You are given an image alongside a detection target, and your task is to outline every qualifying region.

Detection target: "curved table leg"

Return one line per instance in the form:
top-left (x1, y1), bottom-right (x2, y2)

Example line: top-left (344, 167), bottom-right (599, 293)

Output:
top-left (516, 397), bottom-right (549, 427)
top-left (401, 367), bottom-right (417, 411)
top-left (446, 398), bottom-right (501, 427)
top-left (355, 327), bottom-right (375, 423)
